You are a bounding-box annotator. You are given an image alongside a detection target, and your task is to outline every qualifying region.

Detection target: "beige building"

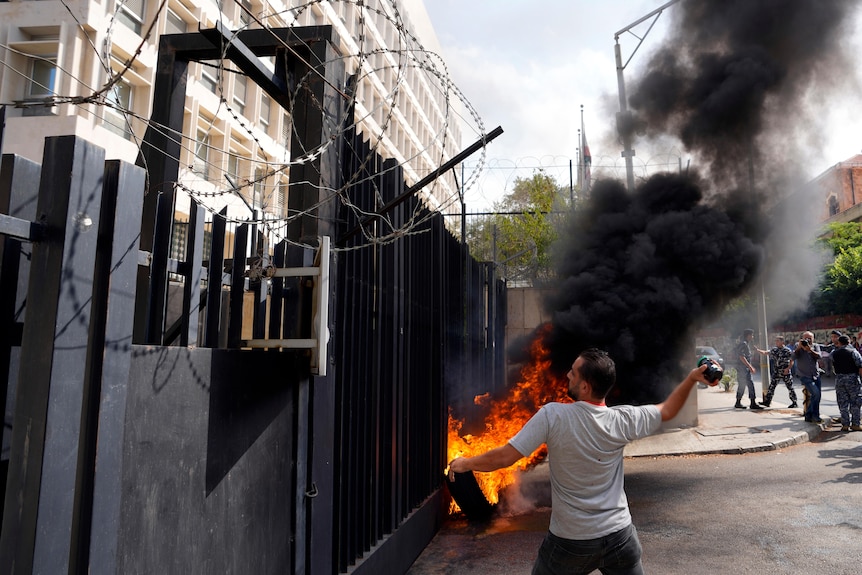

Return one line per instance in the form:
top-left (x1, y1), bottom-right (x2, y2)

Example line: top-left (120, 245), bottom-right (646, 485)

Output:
top-left (0, 0), bottom-right (462, 224)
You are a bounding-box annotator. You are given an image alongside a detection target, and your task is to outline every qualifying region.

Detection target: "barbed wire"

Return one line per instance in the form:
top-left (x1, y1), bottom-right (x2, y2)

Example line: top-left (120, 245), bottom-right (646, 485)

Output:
top-left (0, 0), bottom-right (490, 252)
top-left (459, 148), bottom-right (693, 211)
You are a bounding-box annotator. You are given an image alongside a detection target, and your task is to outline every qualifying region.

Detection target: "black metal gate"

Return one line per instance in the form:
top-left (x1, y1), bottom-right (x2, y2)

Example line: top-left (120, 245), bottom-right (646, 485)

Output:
top-left (0, 25), bottom-right (505, 575)
top-left (333, 126), bottom-right (505, 573)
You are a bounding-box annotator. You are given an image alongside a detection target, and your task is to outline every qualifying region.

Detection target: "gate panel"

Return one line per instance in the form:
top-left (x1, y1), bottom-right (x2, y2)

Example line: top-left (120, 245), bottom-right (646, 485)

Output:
top-left (0, 136), bottom-right (106, 574)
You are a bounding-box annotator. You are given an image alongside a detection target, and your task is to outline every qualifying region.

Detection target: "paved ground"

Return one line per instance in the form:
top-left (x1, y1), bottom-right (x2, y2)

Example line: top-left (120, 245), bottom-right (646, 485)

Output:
top-left (406, 374), bottom-right (844, 574)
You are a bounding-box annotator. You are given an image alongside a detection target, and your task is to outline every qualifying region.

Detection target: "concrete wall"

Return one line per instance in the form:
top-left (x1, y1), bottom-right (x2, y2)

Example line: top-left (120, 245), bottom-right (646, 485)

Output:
top-left (505, 287), bottom-right (552, 350)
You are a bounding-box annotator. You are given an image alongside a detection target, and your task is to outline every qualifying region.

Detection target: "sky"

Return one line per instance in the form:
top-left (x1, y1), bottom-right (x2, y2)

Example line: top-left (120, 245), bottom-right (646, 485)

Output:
top-left (423, 0), bottom-right (862, 212)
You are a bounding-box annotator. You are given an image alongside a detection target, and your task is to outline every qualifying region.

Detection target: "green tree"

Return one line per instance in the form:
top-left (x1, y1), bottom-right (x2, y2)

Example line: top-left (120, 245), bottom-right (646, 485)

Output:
top-left (810, 222), bottom-right (862, 315)
top-left (817, 221), bottom-right (862, 254)
top-left (466, 171), bottom-right (572, 284)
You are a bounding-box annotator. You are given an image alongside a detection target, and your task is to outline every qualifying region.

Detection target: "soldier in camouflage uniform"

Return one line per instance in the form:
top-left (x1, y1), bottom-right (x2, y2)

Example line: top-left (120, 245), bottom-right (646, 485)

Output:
top-left (755, 335), bottom-right (798, 408)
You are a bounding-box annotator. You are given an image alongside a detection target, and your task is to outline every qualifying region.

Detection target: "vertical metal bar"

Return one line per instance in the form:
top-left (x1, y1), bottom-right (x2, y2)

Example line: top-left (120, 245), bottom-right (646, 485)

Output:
top-left (85, 159), bottom-right (145, 574)
top-left (136, 38), bottom-right (188, 345)
top-left (204, 207), bottom-right (226, 348)
top-left (268, 240), bottom-right (286, 339)
top-left (0, 106), bottom-right (5, 156)
top-left (0, 154), bottom-right (40, 530)
top-left (227, 224), bottom-right (248, 348)
top-left (181, 200), bottom-right (205, 346)
top-left (251, 228), bottom-right (266, 341)
top-left (0, 136), bottom-right (105, 574)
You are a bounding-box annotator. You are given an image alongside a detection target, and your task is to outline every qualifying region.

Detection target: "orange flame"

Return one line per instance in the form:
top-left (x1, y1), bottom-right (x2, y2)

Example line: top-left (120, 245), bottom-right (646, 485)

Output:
top-left (447, 325), bottom-right (569, 511)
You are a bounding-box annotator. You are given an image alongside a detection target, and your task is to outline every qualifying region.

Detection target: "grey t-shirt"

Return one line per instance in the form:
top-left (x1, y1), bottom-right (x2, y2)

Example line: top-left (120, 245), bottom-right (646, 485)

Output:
top-left (509, 401), bottom-right (661, 540)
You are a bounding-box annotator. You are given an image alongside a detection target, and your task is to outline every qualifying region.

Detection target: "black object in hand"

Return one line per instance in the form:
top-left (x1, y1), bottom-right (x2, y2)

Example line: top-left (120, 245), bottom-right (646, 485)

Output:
top-left (698, 356), bottom-right (724, 383)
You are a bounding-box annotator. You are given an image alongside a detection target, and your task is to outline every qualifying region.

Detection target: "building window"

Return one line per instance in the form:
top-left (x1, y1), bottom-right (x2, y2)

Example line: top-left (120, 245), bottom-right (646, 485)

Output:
top-left (116, 0), bottom-right (146, 35)
top-left (277, 181), bottom-right (288, 217)
top-left (232, 74), bottom-right (247, 116)
top-left (193, 129), bottom-right (211, 180)
top-left (28, 57), bottom-right (57, 98)
top-left (238, 0), bottom-right (252, 27)
top-left (227, 153), bottom-right (241, 180)
top-left (200, 60), bottom-right (219, 93)
top-left (828, 195), bottom-right (840, 217)
top-left (252, 166), bottom-right (268, 211)
top-left (260, 94), bottom-right (270, 129)
top-left (165, 8), bottom-right (186, 34)
top-left (104, 80), bottom-right (133, 139)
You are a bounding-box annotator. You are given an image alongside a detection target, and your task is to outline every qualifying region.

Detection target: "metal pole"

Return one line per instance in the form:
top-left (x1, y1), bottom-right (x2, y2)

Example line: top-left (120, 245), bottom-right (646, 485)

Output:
top-left (757, 279), bottom-right (770, 395)
top-left (749, 143), bottom-right (770, 394)
top-left (577, 129), bottom-right (582, 190)
top-left (615, 40), bottom-right (636, 193)
top-left (613, 0), bottom-right (683, 192)
top-left (461, 162), bottom-right (466, 245)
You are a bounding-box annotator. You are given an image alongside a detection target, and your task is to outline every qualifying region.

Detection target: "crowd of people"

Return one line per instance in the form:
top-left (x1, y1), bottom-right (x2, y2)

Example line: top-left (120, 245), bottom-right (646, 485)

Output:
top-left (729, 328), bottom-right (862, 431)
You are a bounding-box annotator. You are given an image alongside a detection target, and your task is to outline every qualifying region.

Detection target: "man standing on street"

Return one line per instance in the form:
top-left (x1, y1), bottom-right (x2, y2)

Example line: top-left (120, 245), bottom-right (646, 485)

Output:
top-left (795, 333), bottom-right (823, 424)
top-left (447, 348), bottom-right (715, 575)
top-left (734, 329), bottom-right (763, 410)
top-left (830, 334), bottom-right (862, 432)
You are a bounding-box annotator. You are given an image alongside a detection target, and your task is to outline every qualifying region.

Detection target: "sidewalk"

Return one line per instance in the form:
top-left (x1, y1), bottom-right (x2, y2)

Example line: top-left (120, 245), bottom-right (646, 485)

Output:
top-left (624, 375), bottom-right (837, 457)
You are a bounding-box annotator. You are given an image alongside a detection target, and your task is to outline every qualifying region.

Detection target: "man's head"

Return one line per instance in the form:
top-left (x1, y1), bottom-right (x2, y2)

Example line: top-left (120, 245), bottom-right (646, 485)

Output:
top-left (838, 335), bottom-right (850, 347)
top-left (831, 330), bottom-right (842, 344)
top-left (774, 335), bottom-right (785, 346)
top-left (567, 348), bottom-right (616, 402)
top-left (742, 329), bottom-right (754, 341)
top-left (803, 331), bottom-right (814, 342)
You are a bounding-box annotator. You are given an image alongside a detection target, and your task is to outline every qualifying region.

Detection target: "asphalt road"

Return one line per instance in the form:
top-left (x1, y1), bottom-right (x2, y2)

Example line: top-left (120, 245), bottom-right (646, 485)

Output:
top-left (407, 430), bottom-right (862, 574)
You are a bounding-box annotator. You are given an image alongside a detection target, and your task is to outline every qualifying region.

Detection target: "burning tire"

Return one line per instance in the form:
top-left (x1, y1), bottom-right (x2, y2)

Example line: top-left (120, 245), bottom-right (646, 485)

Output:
top-left (445, 471), bottom-right (495, 521)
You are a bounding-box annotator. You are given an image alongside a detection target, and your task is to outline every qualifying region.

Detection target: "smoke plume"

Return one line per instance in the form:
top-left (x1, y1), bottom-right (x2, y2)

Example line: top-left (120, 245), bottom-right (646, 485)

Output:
top-left (544, 0), bottom-right (860, 403)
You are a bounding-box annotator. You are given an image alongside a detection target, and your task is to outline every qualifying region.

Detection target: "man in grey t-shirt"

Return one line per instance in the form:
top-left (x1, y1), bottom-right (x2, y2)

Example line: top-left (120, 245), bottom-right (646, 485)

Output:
top-left (448, 348), bottom-right (714, 575)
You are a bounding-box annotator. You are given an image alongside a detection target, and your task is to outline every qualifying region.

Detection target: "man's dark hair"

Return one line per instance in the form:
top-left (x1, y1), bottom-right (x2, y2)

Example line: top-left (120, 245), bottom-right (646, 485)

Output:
top-left (742, 329), bottom-right (754, 338)
top-left (577, 348), bottom-right (616, 398)
top-left (839, 335), bottom-right (850, 346)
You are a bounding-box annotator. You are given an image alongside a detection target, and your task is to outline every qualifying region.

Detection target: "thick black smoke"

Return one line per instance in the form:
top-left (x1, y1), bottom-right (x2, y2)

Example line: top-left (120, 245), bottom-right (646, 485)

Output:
top-left (544, 173), bottom-right (762, 404)
top-left (543, 0), bottom-right (860, 403)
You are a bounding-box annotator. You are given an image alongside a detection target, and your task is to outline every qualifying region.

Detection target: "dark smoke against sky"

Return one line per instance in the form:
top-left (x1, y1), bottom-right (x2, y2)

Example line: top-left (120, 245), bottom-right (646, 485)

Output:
top-left (542, 0), bottom-right (860, 403)
top-left (626, 0), bottom-right (859, 191)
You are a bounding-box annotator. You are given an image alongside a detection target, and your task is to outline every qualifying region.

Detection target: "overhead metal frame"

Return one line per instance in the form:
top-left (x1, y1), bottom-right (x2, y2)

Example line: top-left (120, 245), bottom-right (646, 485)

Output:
top-left (135, 25), bottom-right (335, 345)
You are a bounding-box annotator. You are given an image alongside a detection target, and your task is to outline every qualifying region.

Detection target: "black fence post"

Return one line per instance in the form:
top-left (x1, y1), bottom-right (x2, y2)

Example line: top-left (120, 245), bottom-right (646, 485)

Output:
top-left (227, 223), bottom-right (248, 348)
top-left (0, 154), bottom-right (41, 525)
top-left (181, 200), bottom-right (205, 346)
top-left (85, 159), bottom-right (145, 574)
top-left (204, 207), bottom-right (227, 348)
top-left (0, 136), bottom-right (106, 574)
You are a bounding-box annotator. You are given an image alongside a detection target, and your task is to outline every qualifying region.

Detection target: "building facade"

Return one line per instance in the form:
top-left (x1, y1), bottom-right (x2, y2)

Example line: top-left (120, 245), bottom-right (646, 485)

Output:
top-left (812, 154), bottom-right (862, 224)
top-left (0, 0), bottom-right (463, 227)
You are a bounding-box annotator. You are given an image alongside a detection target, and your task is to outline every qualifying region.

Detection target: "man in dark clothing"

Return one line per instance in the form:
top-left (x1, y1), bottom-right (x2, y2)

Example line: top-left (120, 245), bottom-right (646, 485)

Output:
top-left (795, 333), bottom-right (823, 423)
top-left (734, 329), bottom-right (763, 410)
top-left (830, 334), bottom-right (862, 431)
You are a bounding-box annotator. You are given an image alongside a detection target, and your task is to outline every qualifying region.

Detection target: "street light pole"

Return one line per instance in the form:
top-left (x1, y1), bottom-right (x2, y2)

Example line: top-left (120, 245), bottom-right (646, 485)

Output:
top-left (614, 0), bottom-right (682, 191)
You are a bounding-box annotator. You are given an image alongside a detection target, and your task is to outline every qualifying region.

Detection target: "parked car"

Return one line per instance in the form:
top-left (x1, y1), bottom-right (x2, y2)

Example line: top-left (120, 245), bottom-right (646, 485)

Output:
top-left (696, 345), bottom-right (724, 367)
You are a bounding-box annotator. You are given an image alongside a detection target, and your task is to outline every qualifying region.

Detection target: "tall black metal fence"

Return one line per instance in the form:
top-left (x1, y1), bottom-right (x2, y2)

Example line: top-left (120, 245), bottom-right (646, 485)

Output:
top-left (333, 128), bottom-right (505, 573)
top-left (0, 131), bottom-right (504, 574)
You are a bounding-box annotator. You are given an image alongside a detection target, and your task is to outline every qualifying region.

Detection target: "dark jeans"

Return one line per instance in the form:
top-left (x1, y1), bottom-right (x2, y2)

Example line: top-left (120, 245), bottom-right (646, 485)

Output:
top-left (532, 524), bottom-right (644, 575)
top-left (800, 375), bottom-right (821, 421)
top-left (736, 367), bottom-right (756, 401)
